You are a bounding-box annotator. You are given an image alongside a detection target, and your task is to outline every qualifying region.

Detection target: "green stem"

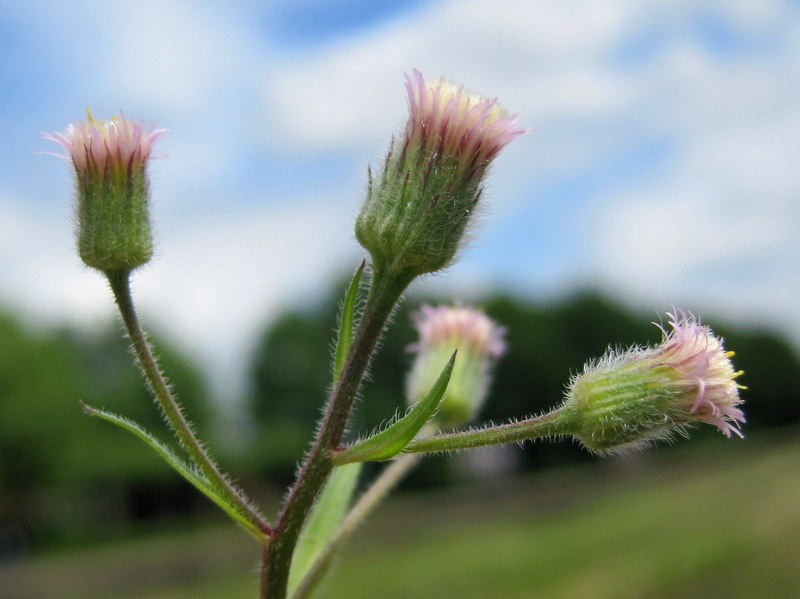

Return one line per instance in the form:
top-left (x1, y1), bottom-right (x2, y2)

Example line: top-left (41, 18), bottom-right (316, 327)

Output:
top-left (291, 454), bottom-right (421, 599)
top-left (105, 269), bottom-right (270, 537)
top-left (403, 406), bottom-right (579, 454)
top-left (262, 266), bottom-right (413, 599)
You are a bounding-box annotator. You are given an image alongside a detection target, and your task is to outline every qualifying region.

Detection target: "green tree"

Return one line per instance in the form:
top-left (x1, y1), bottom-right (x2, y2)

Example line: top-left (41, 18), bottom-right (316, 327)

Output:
top-left (0, 310), bottom-right (212, 549)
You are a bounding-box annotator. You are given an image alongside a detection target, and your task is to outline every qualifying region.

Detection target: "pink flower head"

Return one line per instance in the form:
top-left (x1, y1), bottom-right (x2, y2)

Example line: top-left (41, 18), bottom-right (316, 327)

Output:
top-left (407, 305), bottom-right (506, 427)
top-left (410, 304), bottom-right (507, 358)
top-left (653, 310), bottom-right (746, 438)
top-left (567, 309), bottom-right (745, 454)
top-left (404, 70), bottom-right (527, 173)
top-left (44, 110), bottom-right (166, 182)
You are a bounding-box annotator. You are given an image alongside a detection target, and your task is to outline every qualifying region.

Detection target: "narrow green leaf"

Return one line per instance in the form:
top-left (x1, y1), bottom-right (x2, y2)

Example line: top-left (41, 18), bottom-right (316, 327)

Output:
top-left (333, 260), bottom-right (366, 385)
top-left (83, 404), bottom-right (263, 539)
top-left (332, 351), bottom-right (456, 465)
top-left (288, 462), bottom-right (361, 596)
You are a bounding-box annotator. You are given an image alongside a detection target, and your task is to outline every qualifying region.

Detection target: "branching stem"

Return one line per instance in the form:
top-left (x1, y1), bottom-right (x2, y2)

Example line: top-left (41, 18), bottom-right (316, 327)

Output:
top-left (106, 269), bottom-right (271, 538)
top-left (262, 265), bottom-right (413, 599)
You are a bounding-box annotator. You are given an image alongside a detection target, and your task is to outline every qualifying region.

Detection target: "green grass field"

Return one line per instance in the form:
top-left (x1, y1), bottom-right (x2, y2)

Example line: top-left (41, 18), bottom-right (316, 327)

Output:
top-left (3, 430), bottom-right (798, 599)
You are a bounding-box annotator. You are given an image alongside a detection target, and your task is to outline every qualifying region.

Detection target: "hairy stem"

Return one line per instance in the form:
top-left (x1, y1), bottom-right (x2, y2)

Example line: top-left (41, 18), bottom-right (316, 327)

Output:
top-left (402, 406), bottom-right (578, 454)
top-left (106, 269), bottom-right (270, 537)
top-left (262, 266), bottom-right (413, 599)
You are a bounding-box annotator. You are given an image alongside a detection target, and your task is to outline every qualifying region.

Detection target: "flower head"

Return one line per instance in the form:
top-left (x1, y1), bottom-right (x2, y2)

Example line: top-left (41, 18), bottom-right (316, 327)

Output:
top-left (407, 305), bottom-right (507, 428)
top-left (45, 110), bottom-right (165, 272)
top-left (564, 310), bottom-right (745, 453)
top-left (356, 71), bottom-right (527, 278)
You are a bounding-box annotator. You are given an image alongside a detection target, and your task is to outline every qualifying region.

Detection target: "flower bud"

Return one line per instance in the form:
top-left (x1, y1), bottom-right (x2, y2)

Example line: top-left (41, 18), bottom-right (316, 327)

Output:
top-left (45, 110), bottom-right (166, 273)
top-left (564, 310), bottom-right (745, 453)
top-left (356, 70), bottom-right (526, 277)
top-left (407, 305), bottom-right (507, 428)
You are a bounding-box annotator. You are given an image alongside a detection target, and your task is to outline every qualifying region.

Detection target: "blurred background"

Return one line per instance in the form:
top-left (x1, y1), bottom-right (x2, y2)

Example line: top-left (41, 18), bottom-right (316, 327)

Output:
top-left (1, 1), bottom-right (799, 597)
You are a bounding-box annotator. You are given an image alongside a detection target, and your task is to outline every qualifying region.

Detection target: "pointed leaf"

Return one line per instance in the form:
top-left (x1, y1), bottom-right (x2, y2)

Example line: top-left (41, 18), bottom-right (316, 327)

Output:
top-left (333, 260), bottom-right (366, 385)
top-left (332, 351), bottom-right (456, 465)
top-left (83, 404), bottom-right (263, 539)
top-left (288, 463), bottom-right (361, 596)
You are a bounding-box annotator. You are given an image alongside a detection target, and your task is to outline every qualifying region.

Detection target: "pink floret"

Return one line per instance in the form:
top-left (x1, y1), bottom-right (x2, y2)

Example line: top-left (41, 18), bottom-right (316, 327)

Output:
top-left (655, 310), bottom-right (745, 438)
top-left (403, 70), bottom-right (527, 166)
top-left (44, 112), bottom-right (166, 179)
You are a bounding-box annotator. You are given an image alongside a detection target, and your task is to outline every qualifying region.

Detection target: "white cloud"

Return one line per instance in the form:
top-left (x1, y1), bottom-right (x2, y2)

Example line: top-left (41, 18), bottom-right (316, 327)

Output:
top-left (591, 181), bottom-right (800, 335)
top-left (0, 186), bottom-right (362, 396)
top-left (131, 194), bottom-right (362, 395)
top-left (73, 0), bottom-right (265, 117)
top-left (0, 195), bottom-right (112, 327)
top-left (578, 0), bottom-right (800, 339)
top-left (590, 80), bottom-right (800, 337)
top-left (266, 0), bottom-right (631, 149)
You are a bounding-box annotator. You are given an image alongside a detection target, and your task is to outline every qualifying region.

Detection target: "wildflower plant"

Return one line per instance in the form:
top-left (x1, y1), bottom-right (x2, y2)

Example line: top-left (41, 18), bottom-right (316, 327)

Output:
top-left (46, 71), bottom-right (745, 599)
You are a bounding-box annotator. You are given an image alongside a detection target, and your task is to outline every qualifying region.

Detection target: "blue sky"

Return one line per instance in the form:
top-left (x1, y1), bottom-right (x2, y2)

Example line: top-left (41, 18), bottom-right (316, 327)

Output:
top-left (1, 0), bottom-right (799, 394)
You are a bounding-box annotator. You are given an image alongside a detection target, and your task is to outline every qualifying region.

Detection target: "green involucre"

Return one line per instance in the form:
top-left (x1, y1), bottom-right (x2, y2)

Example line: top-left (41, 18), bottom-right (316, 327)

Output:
top-left (76, 170), bottom-right (153, 272)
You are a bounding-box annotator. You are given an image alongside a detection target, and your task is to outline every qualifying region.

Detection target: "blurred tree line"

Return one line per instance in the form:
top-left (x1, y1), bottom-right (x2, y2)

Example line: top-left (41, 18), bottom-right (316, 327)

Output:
top-left (2, 284), bottom-right (799, 556)
top-left (248, 285), bottom-right (800, 482)
top-left (0, 312), bottom-right (212, 556)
